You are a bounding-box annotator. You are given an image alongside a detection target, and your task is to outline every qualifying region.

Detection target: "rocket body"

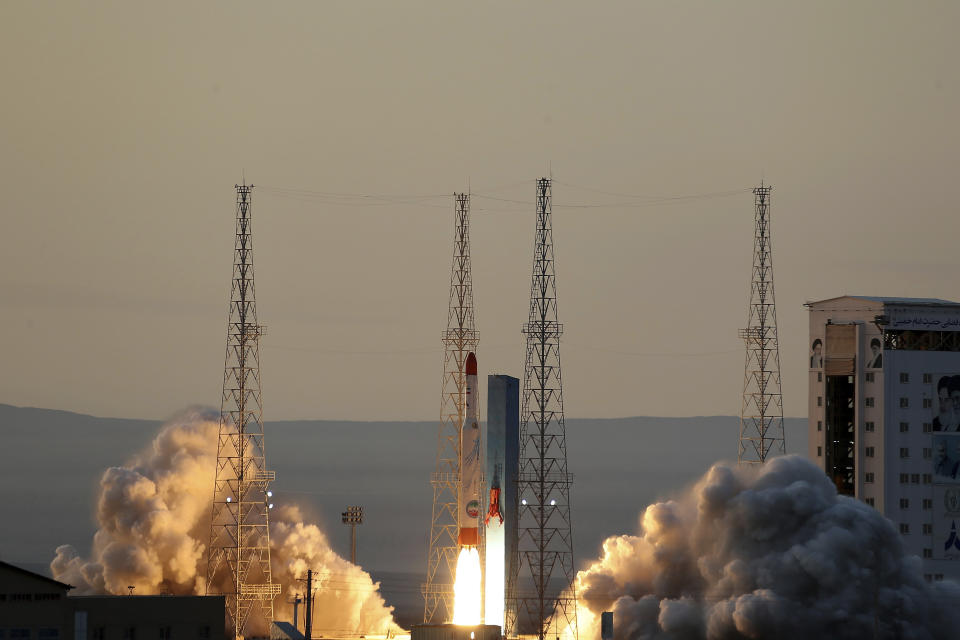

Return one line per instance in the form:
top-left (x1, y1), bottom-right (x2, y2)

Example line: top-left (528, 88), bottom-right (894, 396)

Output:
top-left (458, 352), bottom-right (481, 548)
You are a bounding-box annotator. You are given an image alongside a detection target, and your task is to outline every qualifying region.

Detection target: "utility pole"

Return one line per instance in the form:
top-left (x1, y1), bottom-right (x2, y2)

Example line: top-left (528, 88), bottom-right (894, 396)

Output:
top-left (341, 505), bottom-right (364, 564)
top-left (508, 178), bottom-right (578, 640)
top-left (423, 193), bottom-right (479, 623)
top-left (305, 570), bottom-right (313, 640)
top-left (738, 184), bottom-right (786, 464)
top-left (206, 183), bottom-right (280, 638)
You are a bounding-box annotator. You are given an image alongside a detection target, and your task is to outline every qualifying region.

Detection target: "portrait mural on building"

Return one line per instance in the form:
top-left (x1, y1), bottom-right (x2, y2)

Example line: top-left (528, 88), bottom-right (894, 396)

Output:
top-left (933, 435), bottom-right (960, 481)
top-left (933, 375), bottom-right (960, 433)
top-left (866, 337), bottom-right (883, 369)
top-left (929, 373), bottom-right (960, 560)
top-left (810, 338), bottom-right (823, 369)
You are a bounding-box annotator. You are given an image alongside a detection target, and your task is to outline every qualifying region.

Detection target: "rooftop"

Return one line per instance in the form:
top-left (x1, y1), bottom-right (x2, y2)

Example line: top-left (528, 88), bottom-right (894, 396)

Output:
top-left (806, 295), bottom-right (960, 308)
top-left (0, 560), bottom-right (74, 591)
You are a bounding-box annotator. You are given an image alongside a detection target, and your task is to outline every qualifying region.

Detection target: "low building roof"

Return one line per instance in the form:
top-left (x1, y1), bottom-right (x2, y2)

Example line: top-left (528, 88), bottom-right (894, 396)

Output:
top-left (271, 621), bottom-right (305, 640)
top-left (805, 295), bottom-right (960, 308)
top-left (0, 560), bottom-right (74, 590)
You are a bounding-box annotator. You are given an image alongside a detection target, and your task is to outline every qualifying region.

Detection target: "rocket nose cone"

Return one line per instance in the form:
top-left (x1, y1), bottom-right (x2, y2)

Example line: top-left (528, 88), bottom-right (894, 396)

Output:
top-left (466, 352), bottom-right (477, 375)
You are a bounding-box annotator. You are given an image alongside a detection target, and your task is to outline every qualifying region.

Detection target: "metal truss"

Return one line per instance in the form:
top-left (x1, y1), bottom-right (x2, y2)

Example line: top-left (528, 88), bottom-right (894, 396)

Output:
top-left (738, 184), bottom-right (786, 464)
top-left (423, 193), bottom-right (479, 623)
top-left (206, 184), bottom-right (280, 638)
top-left (508, 179), bottom-right (578, 640)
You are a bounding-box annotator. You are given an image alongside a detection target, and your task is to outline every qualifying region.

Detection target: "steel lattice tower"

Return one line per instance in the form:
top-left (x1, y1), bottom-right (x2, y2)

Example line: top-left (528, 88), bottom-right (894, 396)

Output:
top-left (738, 184), bottom-right (786, 464)
top-left (207, 184), bottom-right (281, 638)
top-left (423, 193), bottom-right (479, 623)
top-left (508, 178), bottom-right (578, 640)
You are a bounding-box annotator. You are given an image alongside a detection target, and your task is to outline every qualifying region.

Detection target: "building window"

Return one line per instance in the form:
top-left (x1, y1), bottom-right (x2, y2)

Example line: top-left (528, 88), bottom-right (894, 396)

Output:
top-left (866, 372), bottom-right (875, 382)
top-left (865, 472), bottom-right (875, 483)
top-left (924, 498), bottom-right (934, 510)
top-left (923, 473), bottom-right (932, 484)
top-left (924, 422), bottom-right (933, 433)
top-left (924, 447), bottom-right (932, 459)
top-left (923, 397), bottom-right (933, 409)
top-left (900, 372), bottom-right (909, 383)
top-left (866, 397), bottom-right (875, 407)
top-left (924, 373), bottom-right (933, 383)
top-left (900, 397), bottom-right (909, 408)
top-left (866, 497), bottom-right (875, 506)
top-left (818, 396), bottom-right (823, 407)
top-left (911, 473), bottom-right (921, 484)
top-left (817, 420), bottom-right (823, 432)
top-left (900, 498), bottom-right (910, 509)
top-left (899, 523), bottom-right (910, 534)
top-left (900, 422), bottom-right (910, 432)
top-left (923, 523), bottom-right (933, 535)
top-left (900, 447), bottom-right (910, 458)
top-left (866, 421), bottom-right (875, 432)
top-left (866, 447), bottom-right (875, 457)
top-left (936, 574), bottom-right (944, 581)
top-left (818, 371), bottom-right (823, 382)
top-left (900, 473), bottom-right (909, 483)
top-left (924, 548), bottom-right (933, 558)
top-left (817, 446), bottom-right (822, 457)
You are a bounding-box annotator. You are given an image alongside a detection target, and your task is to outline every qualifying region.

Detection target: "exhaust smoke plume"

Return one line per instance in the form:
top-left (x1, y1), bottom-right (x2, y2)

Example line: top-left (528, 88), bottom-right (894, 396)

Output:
top-left (51, 409), bottom-right (399, 634)
top-left (573, 455), bottom-right (959, 640)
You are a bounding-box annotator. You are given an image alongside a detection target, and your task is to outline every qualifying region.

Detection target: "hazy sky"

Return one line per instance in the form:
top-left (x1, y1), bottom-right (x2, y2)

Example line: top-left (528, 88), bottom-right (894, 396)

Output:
top-left (1, 2), bottom-right (957, 421)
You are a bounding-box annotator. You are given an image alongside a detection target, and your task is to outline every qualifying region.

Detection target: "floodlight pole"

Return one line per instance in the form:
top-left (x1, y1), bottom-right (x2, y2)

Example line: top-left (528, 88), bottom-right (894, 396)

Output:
top-left (342, 505), bottom-right (364, 564)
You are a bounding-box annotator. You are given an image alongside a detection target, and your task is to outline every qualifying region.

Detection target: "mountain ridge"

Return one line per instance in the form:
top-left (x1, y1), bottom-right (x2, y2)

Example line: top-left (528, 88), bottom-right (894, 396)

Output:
top-left (0, 403), bottom-right (808, 575)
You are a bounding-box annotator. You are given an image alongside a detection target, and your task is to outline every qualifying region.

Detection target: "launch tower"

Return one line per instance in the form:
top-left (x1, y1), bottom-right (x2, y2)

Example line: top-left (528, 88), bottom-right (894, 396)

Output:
top-left (206, 184), bottom-right (280, 637)
top-left (738, 184), bottom-right (786, 464)
top-left (423, 193), bottom-right (479, 623)
top-left (508, 178), bottom-right (578, 640)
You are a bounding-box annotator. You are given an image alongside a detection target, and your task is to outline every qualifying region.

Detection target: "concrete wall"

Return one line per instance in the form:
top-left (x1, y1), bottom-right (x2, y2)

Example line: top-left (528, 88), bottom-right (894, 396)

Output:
top-left (70, 596), bottom-right (225, 640)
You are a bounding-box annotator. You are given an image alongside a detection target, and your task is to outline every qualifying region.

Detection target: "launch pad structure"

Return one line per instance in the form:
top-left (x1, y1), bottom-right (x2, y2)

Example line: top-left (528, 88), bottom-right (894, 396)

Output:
top-left (738, 184), bottom-right (786, 464)
top-left (423, 193), bottom-right (479, 623)
top-left (206, 184), bottom-right (281, 637)
top-left (507, 178), bottom-right (578, 640)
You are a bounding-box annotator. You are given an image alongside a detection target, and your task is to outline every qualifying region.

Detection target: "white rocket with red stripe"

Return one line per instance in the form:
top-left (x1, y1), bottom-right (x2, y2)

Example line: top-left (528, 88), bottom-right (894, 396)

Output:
top-left (458, 352), bottom-right (481, 548)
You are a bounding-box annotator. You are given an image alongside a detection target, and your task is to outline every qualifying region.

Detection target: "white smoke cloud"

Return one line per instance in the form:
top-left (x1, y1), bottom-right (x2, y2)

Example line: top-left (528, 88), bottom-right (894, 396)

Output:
top-left (51, 408), bottom-right (399, 634)
top-left (270, 504), bottom-right (397, 635)
top-left (572, 455), bottom-right (960, 640)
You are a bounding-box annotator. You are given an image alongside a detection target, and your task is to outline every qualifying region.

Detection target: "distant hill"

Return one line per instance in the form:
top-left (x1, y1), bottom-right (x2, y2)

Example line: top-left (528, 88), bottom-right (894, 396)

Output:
top-left (0, 403), bottom-right (807, 597)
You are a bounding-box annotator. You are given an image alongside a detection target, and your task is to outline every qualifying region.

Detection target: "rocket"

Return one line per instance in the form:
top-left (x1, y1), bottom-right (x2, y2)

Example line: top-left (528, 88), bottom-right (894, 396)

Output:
top-left (458, 352), bottom-right (481, 548)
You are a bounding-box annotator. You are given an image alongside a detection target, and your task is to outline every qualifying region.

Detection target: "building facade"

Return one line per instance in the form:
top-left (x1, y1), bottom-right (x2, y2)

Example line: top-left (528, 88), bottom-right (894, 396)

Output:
top-left (0, 561), bottom-right (225, 640)
top-left (807, 296), bottom-right (960, 583)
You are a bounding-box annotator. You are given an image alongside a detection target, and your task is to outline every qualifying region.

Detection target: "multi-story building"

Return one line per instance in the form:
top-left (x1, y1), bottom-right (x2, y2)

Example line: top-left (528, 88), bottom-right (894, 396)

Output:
top-left (807, 296), bottom-right (960, 583)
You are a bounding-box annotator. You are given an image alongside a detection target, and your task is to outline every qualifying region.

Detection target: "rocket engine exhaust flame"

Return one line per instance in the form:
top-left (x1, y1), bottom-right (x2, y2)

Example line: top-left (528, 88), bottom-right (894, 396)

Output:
top-left (568, 455), bottom-right (960, 640)
top-left (452, 546), bottom-right (482, 625)
top-left (50, 409), bottom-right (400, 636)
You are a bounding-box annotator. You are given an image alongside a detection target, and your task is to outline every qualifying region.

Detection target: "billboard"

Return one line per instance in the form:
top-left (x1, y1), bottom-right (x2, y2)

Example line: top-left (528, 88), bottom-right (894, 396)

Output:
top-left (929, 374), bottom-right (960, 560)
